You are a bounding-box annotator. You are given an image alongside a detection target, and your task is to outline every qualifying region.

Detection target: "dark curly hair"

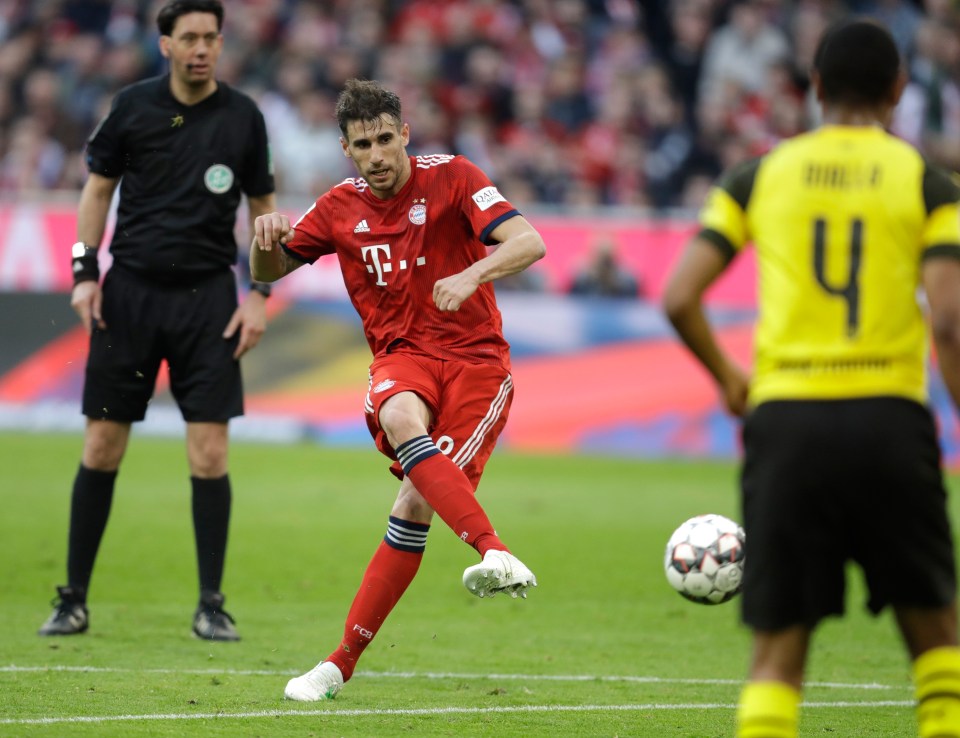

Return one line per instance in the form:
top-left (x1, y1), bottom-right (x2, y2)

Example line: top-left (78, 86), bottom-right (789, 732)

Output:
top-left (335, 79), bottom-right (403, 139)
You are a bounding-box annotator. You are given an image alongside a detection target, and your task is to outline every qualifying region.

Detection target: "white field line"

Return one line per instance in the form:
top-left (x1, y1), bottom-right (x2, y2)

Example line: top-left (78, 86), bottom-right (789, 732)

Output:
top-left (0, 665), bottom-right (909, 691)
top-left (0, 701), bottom-right (917, 727)
top-left (0, 667), bottom-right (915, 727)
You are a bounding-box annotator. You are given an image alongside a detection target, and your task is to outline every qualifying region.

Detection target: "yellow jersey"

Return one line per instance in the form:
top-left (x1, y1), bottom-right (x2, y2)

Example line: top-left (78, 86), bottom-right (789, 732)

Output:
top-left (699, 125), bottom-right (960, 405)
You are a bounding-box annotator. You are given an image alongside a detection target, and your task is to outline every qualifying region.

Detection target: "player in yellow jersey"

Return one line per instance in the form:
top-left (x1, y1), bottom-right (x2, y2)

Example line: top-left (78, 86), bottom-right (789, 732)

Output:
top-left (664, 19), bottom-right (960, 738)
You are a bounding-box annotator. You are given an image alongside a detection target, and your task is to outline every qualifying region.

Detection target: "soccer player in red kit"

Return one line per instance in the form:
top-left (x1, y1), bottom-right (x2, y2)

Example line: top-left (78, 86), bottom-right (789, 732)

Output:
top-left (251, 79), bottom-right (546, 701)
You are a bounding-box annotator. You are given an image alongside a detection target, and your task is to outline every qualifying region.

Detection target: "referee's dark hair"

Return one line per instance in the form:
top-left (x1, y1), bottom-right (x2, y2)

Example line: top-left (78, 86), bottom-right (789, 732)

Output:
top-left (813, 19), bottom-right (900, 107)
top-left (157, 0), bottom-right (224, 36)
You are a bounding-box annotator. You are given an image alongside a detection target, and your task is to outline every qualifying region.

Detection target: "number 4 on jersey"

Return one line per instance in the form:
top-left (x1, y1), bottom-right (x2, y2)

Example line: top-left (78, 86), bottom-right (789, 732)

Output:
top-left (812, 217), bottom-right (862, 338)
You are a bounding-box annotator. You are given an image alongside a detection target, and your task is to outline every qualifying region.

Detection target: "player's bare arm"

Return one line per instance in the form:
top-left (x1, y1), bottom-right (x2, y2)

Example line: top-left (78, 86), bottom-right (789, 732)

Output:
top-left (250, 211), bottom-right (302, 283)
top-left (662, 235), bottom-right (749, 416)
top-left (432, 215), bottom-right (546, 312)
top-left (923, 255), bottom-right (960, 412)
top-left (71, 173), bottom-right (120, 333)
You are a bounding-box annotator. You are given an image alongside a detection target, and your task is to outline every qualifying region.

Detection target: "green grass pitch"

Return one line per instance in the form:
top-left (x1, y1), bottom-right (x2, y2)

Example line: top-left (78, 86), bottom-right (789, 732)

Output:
top-left (0, 431), bottom-right (943, 736)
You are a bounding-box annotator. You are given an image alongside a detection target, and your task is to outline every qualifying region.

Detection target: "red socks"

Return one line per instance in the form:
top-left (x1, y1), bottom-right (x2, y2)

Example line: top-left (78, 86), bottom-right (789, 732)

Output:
top-left (327, 432), bottom-right (512, 683)
top-left (403, 452), bottom-right (506, 556)
top-left (326, 519), bottom-right (428, 682)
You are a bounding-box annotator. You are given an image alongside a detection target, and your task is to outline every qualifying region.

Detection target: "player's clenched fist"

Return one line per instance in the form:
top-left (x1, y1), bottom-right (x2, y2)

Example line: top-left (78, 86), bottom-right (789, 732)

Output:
top-left (254, 212), bottom-right (295, 251)
top-left (433, 271), bottom-right (479, 312)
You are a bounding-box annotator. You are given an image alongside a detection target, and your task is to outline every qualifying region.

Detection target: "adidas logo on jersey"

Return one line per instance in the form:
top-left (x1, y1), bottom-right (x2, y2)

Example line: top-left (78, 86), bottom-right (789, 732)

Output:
top-left (354, 219), bottom-right (370, 233)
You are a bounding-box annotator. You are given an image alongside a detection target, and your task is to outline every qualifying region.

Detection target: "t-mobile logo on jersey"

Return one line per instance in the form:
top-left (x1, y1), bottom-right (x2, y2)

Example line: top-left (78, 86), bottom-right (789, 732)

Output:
top-left (361, 244), bottom-right (427, 286)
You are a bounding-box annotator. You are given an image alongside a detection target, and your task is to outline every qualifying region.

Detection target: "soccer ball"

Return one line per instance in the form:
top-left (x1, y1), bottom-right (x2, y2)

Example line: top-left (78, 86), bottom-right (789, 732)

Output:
top-left (664, 513), bottom-right (746, 605)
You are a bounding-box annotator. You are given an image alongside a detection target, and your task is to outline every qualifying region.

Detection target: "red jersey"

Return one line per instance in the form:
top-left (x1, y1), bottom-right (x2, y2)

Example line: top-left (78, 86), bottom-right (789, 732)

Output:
top-left (284, 154), bottom-right (519, 369)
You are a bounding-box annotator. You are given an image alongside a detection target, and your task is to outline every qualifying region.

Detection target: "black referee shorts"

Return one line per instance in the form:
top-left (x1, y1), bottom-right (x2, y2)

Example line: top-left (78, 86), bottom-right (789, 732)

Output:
top-left (82, 267), bottom-right (243, 423)
top-left (740, 397), bottom-right (956, 631)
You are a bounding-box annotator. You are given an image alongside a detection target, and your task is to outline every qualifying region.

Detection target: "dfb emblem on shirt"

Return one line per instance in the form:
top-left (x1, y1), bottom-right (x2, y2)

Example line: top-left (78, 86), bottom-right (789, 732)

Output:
top-left (204, 164), bottom-right (234, 194)
top-left (408, 200), bottom-right (427, 225)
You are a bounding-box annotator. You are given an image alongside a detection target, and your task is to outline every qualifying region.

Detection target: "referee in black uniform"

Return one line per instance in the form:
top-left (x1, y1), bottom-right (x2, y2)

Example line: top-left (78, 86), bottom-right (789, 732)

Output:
top-left (39, 0), bottom-right (276, 641)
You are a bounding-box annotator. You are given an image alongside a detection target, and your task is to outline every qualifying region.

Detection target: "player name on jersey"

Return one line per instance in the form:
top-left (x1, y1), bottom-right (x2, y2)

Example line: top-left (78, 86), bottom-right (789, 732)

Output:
top-left (804, 161), bottom-right (882, 190)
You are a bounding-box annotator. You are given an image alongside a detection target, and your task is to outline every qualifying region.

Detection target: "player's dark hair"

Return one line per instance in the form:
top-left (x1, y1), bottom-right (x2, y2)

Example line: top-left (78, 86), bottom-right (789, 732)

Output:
top-left (813, 19), bottom-right (900, 107)
top-left (335, 79), bottom-right (403, 138)
top-left (157, 0), bottom-right (224, 36)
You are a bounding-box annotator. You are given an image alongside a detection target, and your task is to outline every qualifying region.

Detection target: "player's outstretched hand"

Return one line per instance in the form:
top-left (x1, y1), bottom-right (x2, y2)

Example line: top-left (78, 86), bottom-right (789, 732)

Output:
top-left (253, 212), bottom-right (295, 251)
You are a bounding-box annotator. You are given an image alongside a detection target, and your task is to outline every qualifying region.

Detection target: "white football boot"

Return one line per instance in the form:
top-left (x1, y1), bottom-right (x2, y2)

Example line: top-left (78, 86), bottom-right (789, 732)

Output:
top-left (462, 550), bottom-right (537, 599)
top-left (284, 661), bottom-right (344, 701)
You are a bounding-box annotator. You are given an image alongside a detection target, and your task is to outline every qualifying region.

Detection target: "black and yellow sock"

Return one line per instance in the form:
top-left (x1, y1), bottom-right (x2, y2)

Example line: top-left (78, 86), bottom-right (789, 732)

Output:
top-left (915, 646), bottom-right (960, 738)
top-left (736, 681), bottom-right (800, 738)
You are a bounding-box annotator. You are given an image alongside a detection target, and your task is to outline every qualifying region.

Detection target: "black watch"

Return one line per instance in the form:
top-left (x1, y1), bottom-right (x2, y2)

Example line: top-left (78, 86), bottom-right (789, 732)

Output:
top-left (250, 282), bottom-right (272, 298)
top-left (71, 241), bottom-right (100, 284)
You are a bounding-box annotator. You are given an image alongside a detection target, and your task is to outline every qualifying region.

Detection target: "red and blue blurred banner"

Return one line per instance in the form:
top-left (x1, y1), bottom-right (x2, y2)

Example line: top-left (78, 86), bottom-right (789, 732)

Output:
top-left (2, 204), bottom-right (958, 466)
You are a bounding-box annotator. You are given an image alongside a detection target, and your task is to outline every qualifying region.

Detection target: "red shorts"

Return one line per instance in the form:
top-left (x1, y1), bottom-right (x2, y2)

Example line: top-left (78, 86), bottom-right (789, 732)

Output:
top-left (364, 352), bottom-right (513, 488)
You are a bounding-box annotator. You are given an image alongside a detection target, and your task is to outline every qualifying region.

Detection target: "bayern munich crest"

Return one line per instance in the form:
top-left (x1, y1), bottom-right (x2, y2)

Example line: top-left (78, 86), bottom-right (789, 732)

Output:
top-left (408, 202), bottom-right (427, 225)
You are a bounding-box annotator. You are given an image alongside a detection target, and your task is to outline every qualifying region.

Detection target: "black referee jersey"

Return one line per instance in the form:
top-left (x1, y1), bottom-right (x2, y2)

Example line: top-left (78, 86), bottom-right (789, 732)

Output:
top-left (86, 75), bottom-right (274, 283)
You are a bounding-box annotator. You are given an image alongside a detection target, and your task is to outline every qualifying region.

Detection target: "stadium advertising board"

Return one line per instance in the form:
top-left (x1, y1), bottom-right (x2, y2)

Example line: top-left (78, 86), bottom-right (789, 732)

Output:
top-left (0, 203), bottom-right (757, 306)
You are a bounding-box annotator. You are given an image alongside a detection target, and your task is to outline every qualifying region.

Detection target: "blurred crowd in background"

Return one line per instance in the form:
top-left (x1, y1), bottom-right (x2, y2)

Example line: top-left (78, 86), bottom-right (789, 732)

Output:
top-left (0, 0), bottom-right (957, 212)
